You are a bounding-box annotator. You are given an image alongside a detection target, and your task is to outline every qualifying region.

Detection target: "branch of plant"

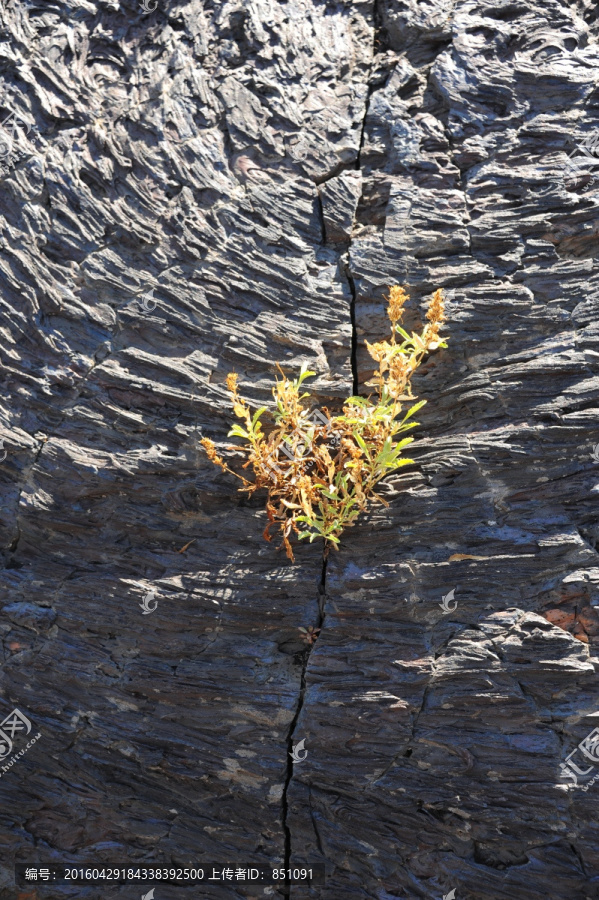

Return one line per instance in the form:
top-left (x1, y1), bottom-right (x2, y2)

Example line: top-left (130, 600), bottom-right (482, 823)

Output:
top-left (201, 286), bottom-right (449, 561)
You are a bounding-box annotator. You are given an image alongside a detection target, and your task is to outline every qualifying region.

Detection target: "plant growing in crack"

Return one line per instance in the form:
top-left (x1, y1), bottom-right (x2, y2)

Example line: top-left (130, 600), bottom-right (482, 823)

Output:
top-left (298, 625), bottom-right (321, 645)
top-left (201, 285), bottom-right (449, 561)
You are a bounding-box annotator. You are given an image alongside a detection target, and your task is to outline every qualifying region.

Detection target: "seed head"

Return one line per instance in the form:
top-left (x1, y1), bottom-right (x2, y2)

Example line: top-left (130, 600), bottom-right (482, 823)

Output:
top-left (387, 285), bottom-right (408, 327)
top-left (200, 437), bottom-right (224, 468)
top-left (366, 340), bottom-right (390, 363)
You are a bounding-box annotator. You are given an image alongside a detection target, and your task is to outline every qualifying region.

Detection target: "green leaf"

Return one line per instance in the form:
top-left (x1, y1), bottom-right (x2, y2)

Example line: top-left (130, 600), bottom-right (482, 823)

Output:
top-left (322, 520), bottom-right (341, 536)
top-left (345, 396), bottom-right (371, 407)
top-left (335, 471), bottom-right (347, 488)
top-left (297, 363), bottom-right (317, 387)
top-left (252, 407), bottom-right (267, 428)
top-left (395, 325), bottom-right (412, 341)
top-left (392, 423), bottom-right (419, 438)
top-left (353, 432), bottom-right (371, 459)
top-left (382, 435), bottom-right (393, 453)
top-left (390, 457), bottom-right (414, 469)
top-left (228, 424), bottom-right (249, 439)
top-left (402, 400), bottom-right (427, 423)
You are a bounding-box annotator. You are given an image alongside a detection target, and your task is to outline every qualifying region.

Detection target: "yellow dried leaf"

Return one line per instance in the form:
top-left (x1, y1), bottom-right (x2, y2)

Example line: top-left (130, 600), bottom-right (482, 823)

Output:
top-left (448, 553), bottom-right (488, 561)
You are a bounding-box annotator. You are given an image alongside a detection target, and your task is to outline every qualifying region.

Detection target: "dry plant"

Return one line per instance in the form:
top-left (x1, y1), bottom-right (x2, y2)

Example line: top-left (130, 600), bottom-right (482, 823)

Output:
top-left (201, 286), bottom-right (449, 561)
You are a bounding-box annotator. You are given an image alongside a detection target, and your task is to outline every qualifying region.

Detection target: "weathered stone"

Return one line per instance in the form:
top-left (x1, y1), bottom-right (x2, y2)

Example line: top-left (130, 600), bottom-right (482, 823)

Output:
top-left (1, 0), bottom-right (599, 898)
top-left (320, 171), bottom-right (363, 243)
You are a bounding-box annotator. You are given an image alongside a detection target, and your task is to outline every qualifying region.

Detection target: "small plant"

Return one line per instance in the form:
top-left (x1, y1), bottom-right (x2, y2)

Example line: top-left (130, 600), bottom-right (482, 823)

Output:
top-left (201, 286), bottom-right (448, 561)
top-left (298, 625), bottom-right (321, 645)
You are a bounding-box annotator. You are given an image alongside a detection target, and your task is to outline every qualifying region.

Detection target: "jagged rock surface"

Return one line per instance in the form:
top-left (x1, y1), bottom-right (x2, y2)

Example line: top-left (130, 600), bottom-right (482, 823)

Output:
top-left (1, 0), bottom-right (599, 898)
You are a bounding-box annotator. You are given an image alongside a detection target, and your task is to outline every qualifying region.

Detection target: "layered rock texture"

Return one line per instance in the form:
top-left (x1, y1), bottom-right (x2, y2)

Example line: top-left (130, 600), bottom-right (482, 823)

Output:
top-left (1, 0), bottom-right (599, 898)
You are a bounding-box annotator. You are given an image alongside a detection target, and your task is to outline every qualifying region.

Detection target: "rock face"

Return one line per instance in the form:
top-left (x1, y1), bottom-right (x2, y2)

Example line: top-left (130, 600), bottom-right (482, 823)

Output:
top-left (1, 0), bottom-right (599, 898)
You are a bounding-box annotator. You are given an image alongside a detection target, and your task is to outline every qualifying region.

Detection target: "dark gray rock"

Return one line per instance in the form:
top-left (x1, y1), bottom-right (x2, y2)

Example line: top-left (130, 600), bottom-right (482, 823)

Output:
top-left (1, 0), bottom-right (599, 899)
top-left (320, 171), bottom-right (363, 243)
